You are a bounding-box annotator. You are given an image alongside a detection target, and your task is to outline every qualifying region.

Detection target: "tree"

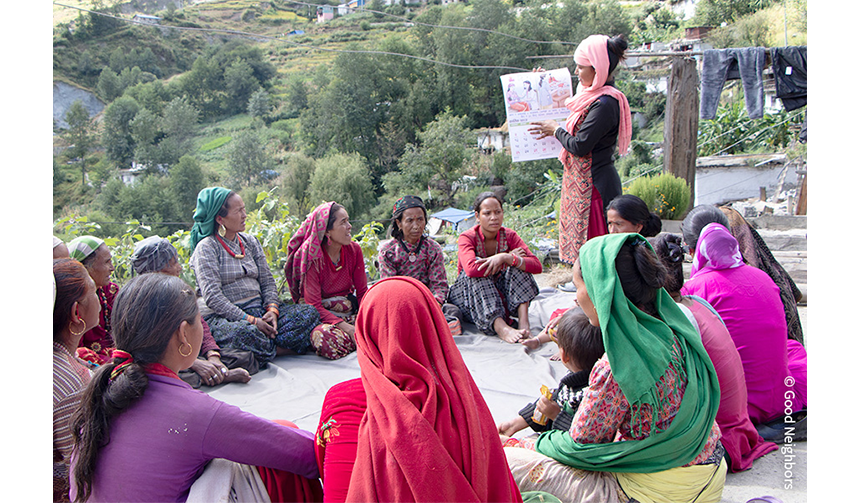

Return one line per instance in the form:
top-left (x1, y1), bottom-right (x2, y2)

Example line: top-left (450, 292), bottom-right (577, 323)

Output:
top-left (169, 156), bottom-right (207, 218)
top-left (102, 96), bottom-right (141, 168)
top-left (64, 100), bottom-right (96, 184)
top-left (247, 88), bottom-right (272, 120)
top-left (109, 46), bottom-right (127, 73)
top-left (160, 97), bottom-right (199, 153)
top-left (395, 110), bottom-right (475, 206)
top-left (228, 130), bottom-right (271, 187)
top-left (224, 58), bottom-right (260, 114)
top-left (97, 67), bottom-right (122, 102)
top-left (308, 152), bottom-right (376, 219)
top-left (281, 153), bottom-right (317, 216)
top-left (130, 107), bottom-right (161, 171)
top-left (284, 76), bottom-right (308, 118)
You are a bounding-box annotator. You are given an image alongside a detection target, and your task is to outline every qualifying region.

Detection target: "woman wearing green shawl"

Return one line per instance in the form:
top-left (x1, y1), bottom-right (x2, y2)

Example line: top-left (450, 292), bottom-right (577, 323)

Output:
top-left (189, 187), bottom-right (320, 366)
top-left (503, 233), bottom-right (726, 503)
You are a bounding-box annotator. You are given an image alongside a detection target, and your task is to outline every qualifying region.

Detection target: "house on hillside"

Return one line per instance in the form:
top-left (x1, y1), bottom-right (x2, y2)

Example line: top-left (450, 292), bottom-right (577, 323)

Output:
top-left (337, 0), bottom-right (365, 16)
top-left (133, 14), bottom-right (162, 25)
top-left (317, 5), bottom-right (334, 22)
top-left (476, 123), bottom-right (509, 155)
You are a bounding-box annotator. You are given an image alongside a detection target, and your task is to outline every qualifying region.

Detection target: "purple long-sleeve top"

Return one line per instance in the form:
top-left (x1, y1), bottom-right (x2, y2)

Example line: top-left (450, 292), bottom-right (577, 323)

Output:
top-left (69, 374), bottom-right (319, 502)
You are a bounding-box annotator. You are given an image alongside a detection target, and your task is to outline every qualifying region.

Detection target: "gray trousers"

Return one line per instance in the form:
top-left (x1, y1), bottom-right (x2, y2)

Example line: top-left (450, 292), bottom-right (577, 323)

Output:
top-left (699, 47), bottom-right (766, 120)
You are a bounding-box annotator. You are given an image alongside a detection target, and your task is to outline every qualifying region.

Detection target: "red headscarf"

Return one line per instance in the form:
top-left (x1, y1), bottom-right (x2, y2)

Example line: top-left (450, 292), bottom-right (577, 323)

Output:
top-left (346, 277), bottom-right (522, 503)
top-left (285, 202), bottom-right (336, 303)
top-left (558, 34), bottom-right (632, 165)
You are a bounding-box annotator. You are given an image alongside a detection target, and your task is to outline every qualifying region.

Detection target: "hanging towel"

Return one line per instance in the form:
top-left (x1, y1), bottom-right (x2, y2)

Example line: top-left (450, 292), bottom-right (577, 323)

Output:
top-left (700, 48), bottom-right (767, 120)
top-left (770, 46), bottom-right (807, 111)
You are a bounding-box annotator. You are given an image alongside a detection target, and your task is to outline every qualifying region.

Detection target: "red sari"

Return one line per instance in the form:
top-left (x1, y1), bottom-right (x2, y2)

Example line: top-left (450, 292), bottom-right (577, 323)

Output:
top-left (345, 277), bottom-right (522, 502)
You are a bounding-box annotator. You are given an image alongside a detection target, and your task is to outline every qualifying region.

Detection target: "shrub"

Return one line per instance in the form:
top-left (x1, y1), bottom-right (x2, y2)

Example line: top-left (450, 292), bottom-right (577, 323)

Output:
top-left (624, 172), bottom-right (691, 220)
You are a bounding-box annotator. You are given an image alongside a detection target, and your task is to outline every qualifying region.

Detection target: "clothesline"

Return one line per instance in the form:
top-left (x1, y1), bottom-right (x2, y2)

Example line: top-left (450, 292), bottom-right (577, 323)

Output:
top-left (526, 51), bottom-right (704, 60)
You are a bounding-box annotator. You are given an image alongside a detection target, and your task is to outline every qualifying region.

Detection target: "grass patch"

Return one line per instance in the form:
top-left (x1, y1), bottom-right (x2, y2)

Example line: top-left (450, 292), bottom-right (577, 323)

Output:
top-left (200, 136), bottom-right (232, 152)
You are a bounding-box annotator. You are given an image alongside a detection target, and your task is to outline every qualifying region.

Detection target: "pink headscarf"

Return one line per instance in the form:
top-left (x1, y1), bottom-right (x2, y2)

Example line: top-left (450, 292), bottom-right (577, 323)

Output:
top-left (284, 202), bottom-right (335, 303)
top-left (558, 34), bottom-right (632, 163)
top-left (690, 223), bottom-right (745, 277)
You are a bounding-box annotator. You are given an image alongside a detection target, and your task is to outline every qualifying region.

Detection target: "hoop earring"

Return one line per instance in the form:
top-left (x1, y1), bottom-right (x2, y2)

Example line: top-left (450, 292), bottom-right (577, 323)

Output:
top-left (218, 224), bottom-right (226, 237)
top-left (69, 318), bottom-right (86, 336)
top-left (179, 342), bottom-right (193, 358)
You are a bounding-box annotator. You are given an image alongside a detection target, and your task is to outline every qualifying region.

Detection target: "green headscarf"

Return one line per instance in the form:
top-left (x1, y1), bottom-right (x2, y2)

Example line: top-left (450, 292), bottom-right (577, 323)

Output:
top-left (535, 233), bottom-right (720, 473)
top-left (189, 187), bottom-right (232, 252)
top-left (68, 235), bottom-right (105, 262)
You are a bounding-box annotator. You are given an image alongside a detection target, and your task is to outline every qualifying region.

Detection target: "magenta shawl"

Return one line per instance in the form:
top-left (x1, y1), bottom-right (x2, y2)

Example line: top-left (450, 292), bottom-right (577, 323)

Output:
top-left (690, 223), bottom-right (745, 278)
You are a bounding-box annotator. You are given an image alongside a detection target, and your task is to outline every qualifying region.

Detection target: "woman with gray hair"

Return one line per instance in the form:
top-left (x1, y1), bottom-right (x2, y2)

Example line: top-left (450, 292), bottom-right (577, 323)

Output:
top-left (131, 236), bottom-right (253, 387)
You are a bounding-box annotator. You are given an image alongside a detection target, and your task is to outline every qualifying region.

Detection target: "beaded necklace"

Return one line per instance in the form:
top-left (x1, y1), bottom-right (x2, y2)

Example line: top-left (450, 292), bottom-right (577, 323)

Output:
top-left (216, 234), bottom-right (245, 259)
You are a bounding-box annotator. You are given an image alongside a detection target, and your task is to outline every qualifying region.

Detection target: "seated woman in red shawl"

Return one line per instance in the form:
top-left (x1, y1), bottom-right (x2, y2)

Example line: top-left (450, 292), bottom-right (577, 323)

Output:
top-left (314, 277), bottom-right (523, 503)
top-left (285, 202), bottom-right (369, 360)
top-left (67, 235), bottom-right (118, 366)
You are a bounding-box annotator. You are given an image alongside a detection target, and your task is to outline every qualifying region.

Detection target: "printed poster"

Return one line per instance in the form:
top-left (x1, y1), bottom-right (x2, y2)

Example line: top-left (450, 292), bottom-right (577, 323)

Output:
top-left (500, 68), bottom-right (573, 162)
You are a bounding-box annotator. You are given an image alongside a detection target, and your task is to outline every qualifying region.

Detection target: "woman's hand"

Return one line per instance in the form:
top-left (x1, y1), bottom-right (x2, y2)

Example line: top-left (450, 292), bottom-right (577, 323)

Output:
top-left (191, 359), bottom-right (225, 386)
top-left (531, 66), bottom-right (545, 73)
top-left (337, 321), bottom-right (356, 341)
top-left (262, 310), bottom-right (278, 332)
top-left (536, 396), bottom-right (561, 421)
top-left (498, 416), bottom-right (529, 437)
top-left (207, 353), bottom-right (229, 377)
top-left (528, 120), bottom-right (560, 139)
top-left (475, 254), bottom-right (512, 276)
top-left (255, 317), bottom-right (277, 338)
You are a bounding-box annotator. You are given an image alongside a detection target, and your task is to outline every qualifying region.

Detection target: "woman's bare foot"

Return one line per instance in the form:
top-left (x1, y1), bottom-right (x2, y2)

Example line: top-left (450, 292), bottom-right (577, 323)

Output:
top-left (549, 351), bottom-right (561, 361)
top-left (223, 368), bottom-right (251, 383)
top-left (496, 325), bottom-right (524, 343)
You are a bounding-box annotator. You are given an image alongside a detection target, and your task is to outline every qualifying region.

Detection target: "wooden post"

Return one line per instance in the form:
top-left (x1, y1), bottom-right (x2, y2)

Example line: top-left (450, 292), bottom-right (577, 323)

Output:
top-left (663, 57), bottom-right (699, 210)
top-left (795, 173), bottom-right (807, 215)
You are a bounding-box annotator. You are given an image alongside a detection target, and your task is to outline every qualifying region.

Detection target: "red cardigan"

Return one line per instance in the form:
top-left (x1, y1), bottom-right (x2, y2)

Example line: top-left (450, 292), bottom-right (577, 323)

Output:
top-left (302, 241), bottom-right (369, 325)
top-left (456, 225), bottom-right (542, 277)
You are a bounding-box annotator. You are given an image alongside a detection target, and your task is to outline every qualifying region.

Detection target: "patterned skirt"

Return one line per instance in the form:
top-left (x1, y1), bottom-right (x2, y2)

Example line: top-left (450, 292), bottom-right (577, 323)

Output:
top-left (308, 296), bottom-right (358, 360)
top-left (204, 298), bottom-right (320, 366)
top-left (447, 266), bottom-right (540, 335)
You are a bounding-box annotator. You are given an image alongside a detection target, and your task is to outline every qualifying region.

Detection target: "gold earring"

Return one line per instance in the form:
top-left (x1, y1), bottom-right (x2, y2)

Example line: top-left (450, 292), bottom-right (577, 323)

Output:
top-left (69, 317), bottom-right (86, 336)
top-left (179, 342), bottom-right (193, 357)
top-left (218, 224), bottom-right (226, 237)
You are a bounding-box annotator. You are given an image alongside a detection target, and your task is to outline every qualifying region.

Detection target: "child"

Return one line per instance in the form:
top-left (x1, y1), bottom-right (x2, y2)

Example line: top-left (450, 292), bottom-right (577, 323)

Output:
top-left (498, 307), bottom-right (604, 436)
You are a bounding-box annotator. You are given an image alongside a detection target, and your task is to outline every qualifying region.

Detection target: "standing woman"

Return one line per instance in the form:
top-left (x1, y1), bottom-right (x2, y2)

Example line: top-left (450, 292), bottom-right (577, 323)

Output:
top-left (190, 187), bottom-right (320, 367)
top-left (529, 34), bottom-right (632, 264)
top-left (68, 236), bottom-right (117, 366)
top-left (448, 192), bottom-right (542, 343)
top-left (53, 258), bottom-right (100, 501)
top-left (285, 202), bottom-right (369, 360)
top-left (69, 274), bottom-right (321, 502)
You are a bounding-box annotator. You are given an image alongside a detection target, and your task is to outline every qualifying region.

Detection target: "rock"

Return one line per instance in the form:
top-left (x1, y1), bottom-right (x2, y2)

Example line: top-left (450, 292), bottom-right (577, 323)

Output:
top-left (53, 81), bottom-right (105, 130)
